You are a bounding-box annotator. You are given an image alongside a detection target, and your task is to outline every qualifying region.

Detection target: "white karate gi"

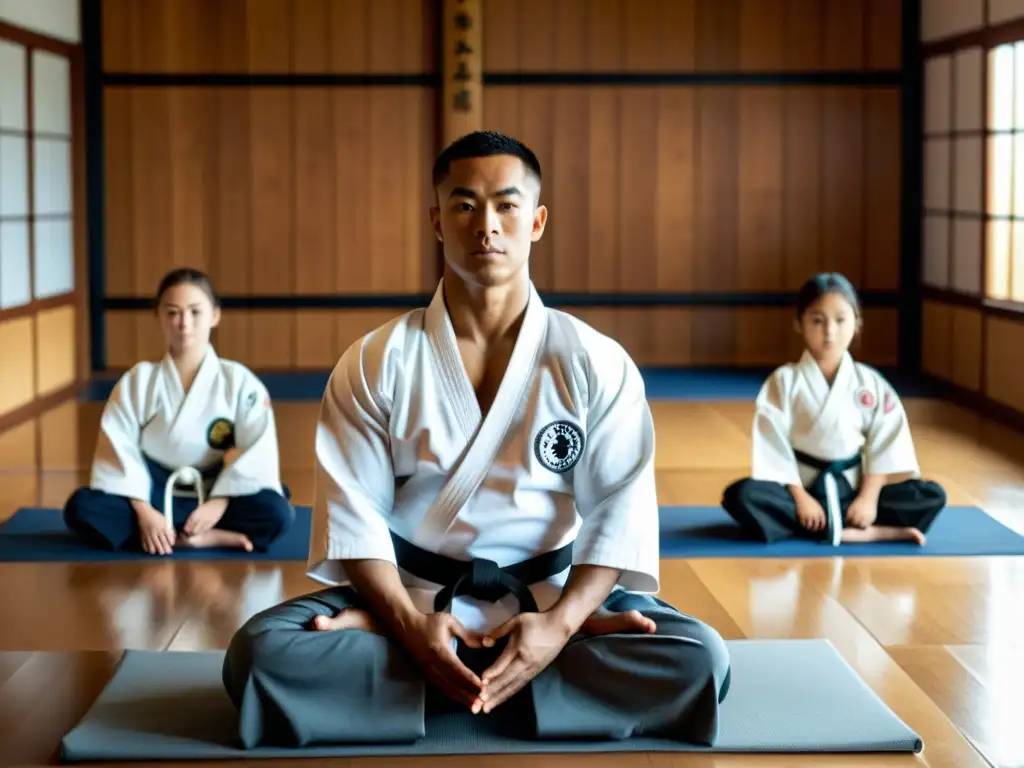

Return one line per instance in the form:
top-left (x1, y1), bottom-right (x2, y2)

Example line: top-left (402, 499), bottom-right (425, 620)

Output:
top-left (750, 349), bottom-right (921, 525)
top-left (90, 347), bottom-right (284, 502)
top-left (307, 280), bottom-right (660, 632)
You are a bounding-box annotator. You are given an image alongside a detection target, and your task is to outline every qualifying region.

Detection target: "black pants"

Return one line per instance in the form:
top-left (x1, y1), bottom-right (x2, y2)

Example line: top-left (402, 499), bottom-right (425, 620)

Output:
top-left (721, 476), bottom-right (947, 543)
top-left (63, 487), bottom-right (293, 553)
top-left (62, 457), bottom-right (294, 553)
top-left (222, 587), bottom-right (732, 748)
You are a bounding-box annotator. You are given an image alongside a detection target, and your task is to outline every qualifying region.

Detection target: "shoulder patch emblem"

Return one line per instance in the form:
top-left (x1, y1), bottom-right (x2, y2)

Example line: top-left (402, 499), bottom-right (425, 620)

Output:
top-left (883, 390), bottom-right (897, 414)
top-left (207, 417), bottom-right (235, 450)
top-left (534, 420), bottom-right (585, 474)
top-left (855, 387), bottom-right (875, 409)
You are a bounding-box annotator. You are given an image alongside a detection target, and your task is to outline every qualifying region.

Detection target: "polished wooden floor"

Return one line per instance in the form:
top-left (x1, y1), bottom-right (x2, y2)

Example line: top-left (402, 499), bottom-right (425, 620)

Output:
top-left (1, 395), bottom-right (1023, 767)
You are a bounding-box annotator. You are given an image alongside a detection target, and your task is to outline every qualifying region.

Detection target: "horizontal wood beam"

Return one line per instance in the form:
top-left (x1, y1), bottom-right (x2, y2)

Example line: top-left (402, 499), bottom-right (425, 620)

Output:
top-left (0, 293), bottom-right (77, 323)
top-left (922, 285), bottom-right (1024, 323)
top-left (0, 381), bottom-right (82, 435)
top-left (102, 290), bottom-right (904, 312)
top-left (0, 19), bottom-right (79, 54)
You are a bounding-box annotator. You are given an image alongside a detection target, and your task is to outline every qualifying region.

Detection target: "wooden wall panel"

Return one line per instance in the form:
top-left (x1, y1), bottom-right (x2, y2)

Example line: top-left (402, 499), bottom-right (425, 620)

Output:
top-left (0, 421), bottom-right (36, 471)
top-left (985, 316), bottom-right (1024, 414)
top-left (103, 86), bottom-right (437, 298)
top-left (101, 0), bottom-right (436, 74)
top-left (35, 304), bottom-right (76, 396)
top-left (922, 300), bottom-right (986, 392)
top-left (102, 85), bottom-right (438, 362)
top-left (101, 306), bottom-right (898, 371)
top-left (483, 0), bottom-right (899, 72)
top-left (922, 300), bottom-right (953, 381)
top-left (92, 0), bottom-right (908, 375)
top-left (104, 308), bottom-right (406, 371)
top-left (951, 307), bottom-right (984, 392)
top-left (561, 306), bottom-right (897, 368)
top-left (483, 85), bottom-right (902, 294)
top-left (0, 318), bottom-right (36, 415)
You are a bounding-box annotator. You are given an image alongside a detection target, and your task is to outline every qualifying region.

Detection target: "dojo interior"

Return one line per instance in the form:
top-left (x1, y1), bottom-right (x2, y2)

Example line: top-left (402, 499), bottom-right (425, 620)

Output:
top-left (2, 0), bottom-right (1024, 765)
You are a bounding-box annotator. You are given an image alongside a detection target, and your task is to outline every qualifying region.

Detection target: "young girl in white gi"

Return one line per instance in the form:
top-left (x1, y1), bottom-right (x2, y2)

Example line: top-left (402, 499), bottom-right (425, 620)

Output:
top-left (721, 272), bottom-right (947, 546)
top-left (63, 268), bottom-right (294, 554)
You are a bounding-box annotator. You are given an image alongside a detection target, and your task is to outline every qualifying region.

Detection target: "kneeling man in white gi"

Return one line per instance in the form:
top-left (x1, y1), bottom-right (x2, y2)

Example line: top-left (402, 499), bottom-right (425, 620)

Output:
top-left (222, 130), bottom-right (732, 748)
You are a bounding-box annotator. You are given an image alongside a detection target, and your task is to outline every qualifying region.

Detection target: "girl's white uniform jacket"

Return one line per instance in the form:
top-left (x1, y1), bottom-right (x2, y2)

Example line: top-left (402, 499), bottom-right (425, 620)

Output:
top-left (751, 349), bottom-right (921, 492)
top-left (90, 347), bottom-right (284, 502)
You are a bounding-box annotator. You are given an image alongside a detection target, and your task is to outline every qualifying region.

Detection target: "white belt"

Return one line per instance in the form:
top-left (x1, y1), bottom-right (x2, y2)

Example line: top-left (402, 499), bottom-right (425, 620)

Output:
top-left (823, 474), bottom-right (842, 547)
top-left (162, 467), bottom-right (205, 532)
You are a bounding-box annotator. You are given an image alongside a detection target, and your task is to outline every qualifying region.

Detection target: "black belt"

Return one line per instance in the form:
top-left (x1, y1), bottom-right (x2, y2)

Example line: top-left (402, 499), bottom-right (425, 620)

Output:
top-left (794, 449), bottom-right (860, 498)
top-left (390, 532), bottom-right (573, 613)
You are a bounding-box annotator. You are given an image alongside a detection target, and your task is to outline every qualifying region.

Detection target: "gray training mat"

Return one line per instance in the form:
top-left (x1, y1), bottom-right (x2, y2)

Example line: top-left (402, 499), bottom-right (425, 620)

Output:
top-left (60, 639), bottom-right (923, 761)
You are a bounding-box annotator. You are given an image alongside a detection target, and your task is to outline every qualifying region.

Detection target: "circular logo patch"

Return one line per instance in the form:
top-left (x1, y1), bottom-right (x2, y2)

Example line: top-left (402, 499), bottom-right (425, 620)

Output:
top-left (207, 418), bottom-right (235, 450)
top-left (855, 388), bottom-right (875, 409)
top-left (534, 420), bottom-right (585, 473)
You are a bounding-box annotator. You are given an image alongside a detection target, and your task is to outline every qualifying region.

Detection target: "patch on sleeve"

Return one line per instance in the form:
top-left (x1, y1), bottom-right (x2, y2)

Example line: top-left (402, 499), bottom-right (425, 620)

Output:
top-left (855, 387), bottom-right (875, 409)
top-left (207, 418), bottom-right (235, 450)
top-left (243, 389), bottom-right (270, 415)
top-left (883, 389), bottom-right (897, 414)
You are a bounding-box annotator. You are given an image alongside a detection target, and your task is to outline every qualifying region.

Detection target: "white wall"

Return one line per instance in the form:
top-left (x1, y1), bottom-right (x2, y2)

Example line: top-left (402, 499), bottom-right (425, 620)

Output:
top-left (0, 0), bottom-right (79, 43)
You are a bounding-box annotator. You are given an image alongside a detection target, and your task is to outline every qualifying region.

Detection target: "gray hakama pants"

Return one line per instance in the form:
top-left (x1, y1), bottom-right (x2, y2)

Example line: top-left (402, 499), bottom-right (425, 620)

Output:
top-left (222, 542), bottom-right (731, 749)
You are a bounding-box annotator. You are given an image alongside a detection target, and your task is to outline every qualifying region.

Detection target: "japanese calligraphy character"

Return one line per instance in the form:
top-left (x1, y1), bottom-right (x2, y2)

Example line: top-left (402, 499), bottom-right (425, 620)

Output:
top-left (453, 89), bottom-right (472, 111)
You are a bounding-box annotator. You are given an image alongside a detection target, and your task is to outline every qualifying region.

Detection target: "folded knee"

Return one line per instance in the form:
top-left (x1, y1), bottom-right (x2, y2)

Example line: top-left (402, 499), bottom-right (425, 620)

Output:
top-left (64, 486), bottom-right (92, 515)
top-left (270, 497), bottom-right (295, 534)
top-left (925, 480), bottom-right (948, 508)
top-left (224, 604), bottom-right (301, 689)
top-left (654, 617), bottom-right (731, 693)
top-left (255, 491), bottom-right (295, 536)
top-left (62, 487), bottom-right (106, 528)
top-left (721, 478), bottom-right (753, 507)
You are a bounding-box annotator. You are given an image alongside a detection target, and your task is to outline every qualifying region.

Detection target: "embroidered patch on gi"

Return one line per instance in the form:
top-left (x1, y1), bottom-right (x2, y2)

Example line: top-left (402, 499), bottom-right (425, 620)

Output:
top-left (534, 421), bottom-right (585, 473)
top-left (206, 418), bottom-right (235, 450)
top-left (883, 390), bottom-right (897, 414)
top-left (855, 388), bottom-right (875, 409)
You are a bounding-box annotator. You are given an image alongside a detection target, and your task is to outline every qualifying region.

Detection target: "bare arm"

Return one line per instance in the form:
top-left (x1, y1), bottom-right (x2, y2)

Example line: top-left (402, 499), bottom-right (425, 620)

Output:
top-left (787, 483), bottom-right (812, 500)
top-left (857, 473), bottom-right (887, 502)
top-left (340, 559), bottom-right (422, 640)
top-left (129, 498), bottom-right (152, 516)
top-left (544, 564), bottom-right (623, 637)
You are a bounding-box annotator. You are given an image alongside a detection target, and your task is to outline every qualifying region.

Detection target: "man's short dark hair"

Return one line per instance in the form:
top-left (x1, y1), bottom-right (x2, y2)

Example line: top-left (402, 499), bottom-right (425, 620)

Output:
top-left (432, 130), bottom-right (542, 192)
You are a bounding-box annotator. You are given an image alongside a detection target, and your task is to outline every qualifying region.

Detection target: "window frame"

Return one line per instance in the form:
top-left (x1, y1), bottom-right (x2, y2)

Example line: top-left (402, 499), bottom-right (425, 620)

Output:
top-left (982, 25), bottom-right (1024, 313)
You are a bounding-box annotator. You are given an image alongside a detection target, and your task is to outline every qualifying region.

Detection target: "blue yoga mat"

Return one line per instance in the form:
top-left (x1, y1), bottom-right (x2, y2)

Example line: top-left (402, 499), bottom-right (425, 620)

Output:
top-left (658, 504), bottom-right (1024, 558)
top-left (0, 505), bottom-right (313, 562)
top-left (1, 504), bottom-right (1021, 562)
top-left (82, 367), bottom-right (931, 403)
